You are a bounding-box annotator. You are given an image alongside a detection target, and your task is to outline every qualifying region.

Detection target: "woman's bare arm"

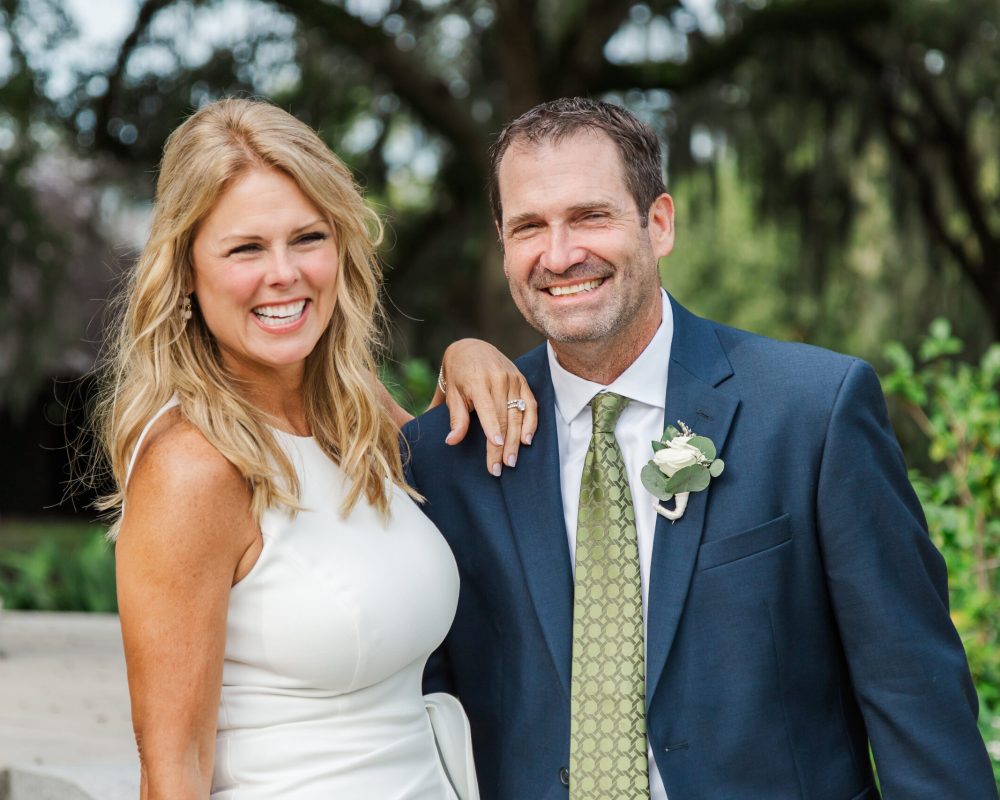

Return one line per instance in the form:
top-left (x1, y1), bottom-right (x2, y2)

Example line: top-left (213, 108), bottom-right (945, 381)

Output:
top-left (116, 415), bottom-right (259, 800)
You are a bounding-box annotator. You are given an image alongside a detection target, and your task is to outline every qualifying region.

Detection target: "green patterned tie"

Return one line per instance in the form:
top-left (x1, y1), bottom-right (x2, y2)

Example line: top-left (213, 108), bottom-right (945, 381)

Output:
top-left (569, 392), bottom-right (649, 799)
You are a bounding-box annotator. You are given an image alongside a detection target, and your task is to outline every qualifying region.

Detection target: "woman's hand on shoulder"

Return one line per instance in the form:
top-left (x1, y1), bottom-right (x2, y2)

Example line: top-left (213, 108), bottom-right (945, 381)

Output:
top-left (116, 413), bottom-right (258, 798)
top-left (436, 338), bottom-right (538, 477)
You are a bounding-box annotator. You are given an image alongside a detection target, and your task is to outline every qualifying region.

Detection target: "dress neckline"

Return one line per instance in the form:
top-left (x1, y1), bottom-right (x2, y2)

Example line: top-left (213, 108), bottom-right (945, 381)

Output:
top-left (270, 425), bottom-right (315, 443)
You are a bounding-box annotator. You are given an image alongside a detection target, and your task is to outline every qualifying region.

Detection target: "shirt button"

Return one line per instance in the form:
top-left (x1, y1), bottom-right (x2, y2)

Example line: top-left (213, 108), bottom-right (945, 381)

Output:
top-left (559, 766), bottom-right (570, 787)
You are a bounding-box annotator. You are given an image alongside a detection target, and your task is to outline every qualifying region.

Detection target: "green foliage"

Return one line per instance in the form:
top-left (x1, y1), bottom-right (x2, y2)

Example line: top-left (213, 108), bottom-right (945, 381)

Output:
top-left (689, 436), bottom-right (716, 461)
top-left (640, 462), bottom-right (673, 502)
top-left (380, 357), bottom-right (437, 417)
top-left (666, 157), bottom-right (806, 344)
top-left (665, 463), bottom-right (711, 494)
top-left (667, 154), bottom-right (992, 362)
top-left (0, 527), bottom-right (117, 612)
top-left (882, 320), bottom-right (1000, 775)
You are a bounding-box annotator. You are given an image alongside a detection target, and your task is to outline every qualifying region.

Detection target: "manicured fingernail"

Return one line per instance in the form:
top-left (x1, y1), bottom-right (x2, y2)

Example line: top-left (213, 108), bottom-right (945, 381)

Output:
top-left (493, 434), bottom-right (504, 446)
top-left (491, 463), bottom-right (502, 477)
top-left (506, 454), bottom-right (517, 468)
top-left (445, 431), bottom-right (457, 444)
top-left (524, 433), bottom-right (533, 445)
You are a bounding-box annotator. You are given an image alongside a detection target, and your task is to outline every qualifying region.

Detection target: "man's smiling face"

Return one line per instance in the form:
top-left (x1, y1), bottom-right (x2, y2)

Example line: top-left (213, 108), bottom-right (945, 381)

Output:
top-left (497, 129), bottom-right (673, 348)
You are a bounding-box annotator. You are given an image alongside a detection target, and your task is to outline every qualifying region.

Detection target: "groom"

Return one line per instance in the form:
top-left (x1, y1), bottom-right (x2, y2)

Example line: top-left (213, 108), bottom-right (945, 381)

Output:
top-left (403, 98), bottom-right (996, 799)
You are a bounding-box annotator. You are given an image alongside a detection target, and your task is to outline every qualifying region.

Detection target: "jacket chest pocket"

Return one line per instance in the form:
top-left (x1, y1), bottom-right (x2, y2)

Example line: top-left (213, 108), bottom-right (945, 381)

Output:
top-left (697, 513), bottom-right (792, 572)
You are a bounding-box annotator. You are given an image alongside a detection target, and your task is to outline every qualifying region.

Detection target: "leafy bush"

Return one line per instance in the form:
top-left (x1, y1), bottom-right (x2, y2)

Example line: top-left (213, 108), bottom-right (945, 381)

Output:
top-left (381, 357), bottom-right (437, 416)
top-left (882, 319), bottom-right (1000, 774)
top-left (0, 527), bottom-right (117, 613)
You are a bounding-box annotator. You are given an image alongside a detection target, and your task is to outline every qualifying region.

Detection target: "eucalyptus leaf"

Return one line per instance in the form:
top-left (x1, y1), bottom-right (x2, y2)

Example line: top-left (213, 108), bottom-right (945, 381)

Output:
top-left (662, 425), bottom-right (680, 442)
top-left (651, 440), bottom-right (667, 452)
top-left (709, 458), bottom-right (725, 478)
top-left (664, 463), bottom-right (711, 494)
top-left (688, 435), bottom-right (716, 461)
top-left (640, 462), bottom-right (673, 501)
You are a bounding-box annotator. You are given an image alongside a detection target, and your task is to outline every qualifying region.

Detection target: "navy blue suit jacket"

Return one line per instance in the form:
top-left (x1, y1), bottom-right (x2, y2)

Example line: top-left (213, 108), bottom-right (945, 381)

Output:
top-left (403, 297), bottom-right (996, 799)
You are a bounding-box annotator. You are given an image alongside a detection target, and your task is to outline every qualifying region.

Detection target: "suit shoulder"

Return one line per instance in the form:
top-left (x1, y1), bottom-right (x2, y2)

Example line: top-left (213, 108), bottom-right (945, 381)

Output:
top-left (402, 401), bottom-right (485, 487)
top-left (403, 404), bottom-right (452, 451)
top-left (713, 322), bottom-right (867, 402)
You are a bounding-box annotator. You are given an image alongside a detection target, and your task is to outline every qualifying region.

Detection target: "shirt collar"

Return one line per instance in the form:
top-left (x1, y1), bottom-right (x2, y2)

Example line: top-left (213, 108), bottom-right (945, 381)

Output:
top-left (547, 289), bottom-right (673, 425)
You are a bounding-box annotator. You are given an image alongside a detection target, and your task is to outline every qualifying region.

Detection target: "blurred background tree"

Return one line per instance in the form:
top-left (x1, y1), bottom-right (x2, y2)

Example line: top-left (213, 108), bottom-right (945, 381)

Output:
top-left (3, 0), bottom-right (997, 379)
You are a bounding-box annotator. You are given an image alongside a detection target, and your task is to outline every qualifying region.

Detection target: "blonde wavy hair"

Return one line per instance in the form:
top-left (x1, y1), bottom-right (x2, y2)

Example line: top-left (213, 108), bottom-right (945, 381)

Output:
top-left (93, 97), bottom-right (413, 539)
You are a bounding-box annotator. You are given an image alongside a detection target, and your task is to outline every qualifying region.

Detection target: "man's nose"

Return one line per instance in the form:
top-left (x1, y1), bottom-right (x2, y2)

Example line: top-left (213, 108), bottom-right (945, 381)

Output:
top-left (539, 226), bottom-right (587, 274)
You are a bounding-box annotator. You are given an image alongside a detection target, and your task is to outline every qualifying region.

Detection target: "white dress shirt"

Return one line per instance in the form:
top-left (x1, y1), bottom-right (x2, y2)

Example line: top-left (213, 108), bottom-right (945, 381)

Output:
top-left (547, 288), bottom-right (672, 800)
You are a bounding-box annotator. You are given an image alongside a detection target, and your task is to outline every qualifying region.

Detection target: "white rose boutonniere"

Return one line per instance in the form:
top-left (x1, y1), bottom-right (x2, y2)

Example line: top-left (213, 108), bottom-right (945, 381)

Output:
top-left (640, 421), bottom-right (725, 522)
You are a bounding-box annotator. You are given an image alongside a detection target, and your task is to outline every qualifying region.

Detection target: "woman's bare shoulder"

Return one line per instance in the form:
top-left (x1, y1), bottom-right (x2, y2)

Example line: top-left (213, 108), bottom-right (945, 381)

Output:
top-left (131, 410), bottom-right (243, 493)
top-left (122, 409), bottom-right (253, 558)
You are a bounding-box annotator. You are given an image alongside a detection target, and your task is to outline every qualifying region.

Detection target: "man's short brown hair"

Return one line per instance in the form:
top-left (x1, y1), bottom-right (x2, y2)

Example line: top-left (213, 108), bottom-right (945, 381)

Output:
top-left (488, 97), bottom-right (666, 229)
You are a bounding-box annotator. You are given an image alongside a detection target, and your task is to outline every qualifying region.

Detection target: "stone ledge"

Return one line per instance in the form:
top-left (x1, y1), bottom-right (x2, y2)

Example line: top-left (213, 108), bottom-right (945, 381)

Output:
top-left (0, 611), bottom-right (138, 799)
top-left (0, 763), bottom-right (139, 800)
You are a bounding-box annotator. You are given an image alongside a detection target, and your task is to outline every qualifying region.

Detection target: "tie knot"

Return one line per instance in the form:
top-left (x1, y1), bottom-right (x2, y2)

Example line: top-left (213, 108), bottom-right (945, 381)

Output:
top-left (590, 392), bottom-right (629, 434)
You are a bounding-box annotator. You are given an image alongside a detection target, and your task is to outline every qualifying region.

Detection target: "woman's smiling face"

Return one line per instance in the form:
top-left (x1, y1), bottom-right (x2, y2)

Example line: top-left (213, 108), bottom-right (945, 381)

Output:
top-left (190, 167), bottom-right (340, 384)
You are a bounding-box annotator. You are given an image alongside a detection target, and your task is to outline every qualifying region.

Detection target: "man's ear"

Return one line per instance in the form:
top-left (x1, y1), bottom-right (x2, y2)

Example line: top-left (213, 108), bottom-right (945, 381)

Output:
top-left (647, 193), bottom-right (675, 258)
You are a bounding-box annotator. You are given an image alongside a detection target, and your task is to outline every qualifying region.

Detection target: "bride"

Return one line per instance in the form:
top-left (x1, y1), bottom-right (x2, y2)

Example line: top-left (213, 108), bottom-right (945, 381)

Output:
top-left (94, 97), bottom-right (533, 798)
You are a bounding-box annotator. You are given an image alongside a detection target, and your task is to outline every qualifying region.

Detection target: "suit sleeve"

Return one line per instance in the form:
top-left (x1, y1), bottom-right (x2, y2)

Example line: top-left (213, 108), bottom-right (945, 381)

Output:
top-left (815, 360), bottom-right (997, 797)
top-left (402, 429), bottom-right (458, 696)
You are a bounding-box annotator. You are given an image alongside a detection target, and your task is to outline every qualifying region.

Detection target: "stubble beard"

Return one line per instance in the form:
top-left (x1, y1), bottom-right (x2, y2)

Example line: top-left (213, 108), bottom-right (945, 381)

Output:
top-left (510, 253), bottom-right (655, 346)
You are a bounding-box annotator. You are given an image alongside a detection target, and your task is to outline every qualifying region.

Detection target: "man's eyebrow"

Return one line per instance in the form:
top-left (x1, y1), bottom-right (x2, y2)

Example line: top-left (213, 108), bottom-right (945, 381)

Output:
top-left (504, 211), bottom-right (542, 231)
top-left (566, 201), bottom-right (621, 216)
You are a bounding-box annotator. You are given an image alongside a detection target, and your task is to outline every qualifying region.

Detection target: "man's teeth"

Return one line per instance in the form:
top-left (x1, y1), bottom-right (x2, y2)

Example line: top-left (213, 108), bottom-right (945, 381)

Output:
top-left (547, 279), bottom-right (603, 297)
top-left (253, 299), bottom-right (307, 326)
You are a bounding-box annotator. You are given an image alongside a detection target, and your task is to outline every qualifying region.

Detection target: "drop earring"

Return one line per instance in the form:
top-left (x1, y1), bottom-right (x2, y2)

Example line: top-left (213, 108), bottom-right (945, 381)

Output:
top-left (178, 294), bottom-right (193, 322)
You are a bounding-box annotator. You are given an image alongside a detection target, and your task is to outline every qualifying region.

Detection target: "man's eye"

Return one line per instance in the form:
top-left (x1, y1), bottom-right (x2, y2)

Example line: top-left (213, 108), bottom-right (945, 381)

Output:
top-left (512, 224), bottom-right (538, 236)
top-left (582, 212), bottom-right (607, 222)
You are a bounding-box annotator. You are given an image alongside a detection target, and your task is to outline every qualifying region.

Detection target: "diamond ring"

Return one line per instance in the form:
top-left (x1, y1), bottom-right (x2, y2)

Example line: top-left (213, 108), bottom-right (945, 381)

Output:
top-left (507, 399), bottom-right (527, 412)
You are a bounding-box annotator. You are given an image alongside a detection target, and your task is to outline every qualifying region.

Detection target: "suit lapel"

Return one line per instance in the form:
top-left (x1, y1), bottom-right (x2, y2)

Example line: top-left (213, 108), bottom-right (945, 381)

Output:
top-left (501, 346), bottom-right (575, 700)
top-left (645, 298), bottom-right (740, 710)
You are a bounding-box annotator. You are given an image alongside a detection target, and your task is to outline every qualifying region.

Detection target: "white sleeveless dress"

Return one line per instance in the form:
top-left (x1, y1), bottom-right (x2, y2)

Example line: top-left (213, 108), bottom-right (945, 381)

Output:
top-left (128, 403), bottom-right (462, 799)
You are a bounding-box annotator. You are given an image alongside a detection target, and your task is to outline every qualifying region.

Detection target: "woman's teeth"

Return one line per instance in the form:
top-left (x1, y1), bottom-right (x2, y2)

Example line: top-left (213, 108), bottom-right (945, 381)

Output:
top-left (253, 299), bottom-right (307, 327)
top-left (547, 278), bottom-right (603, 296)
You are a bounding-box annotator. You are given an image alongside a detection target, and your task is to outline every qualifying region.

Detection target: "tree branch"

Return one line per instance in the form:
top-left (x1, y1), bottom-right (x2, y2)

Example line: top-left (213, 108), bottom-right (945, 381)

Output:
top-left (272, 0), bottom-right (488, 170)
top-left (905, 58), bottom-right (999, 265)
top-left (844, 37), bottom-right (993, 300)
top-left (97, 0), bottom-right (489, 171)
top-left (492, 0), bottom-right (546, 111)
top-left (94, 0), bottom-right (177, 158)
top-left (595, 0), bottom-right (892, 93)
top-left (885, 108), bottom-right (988, 298)
top-left (552, 0), bottom-right (638, 96)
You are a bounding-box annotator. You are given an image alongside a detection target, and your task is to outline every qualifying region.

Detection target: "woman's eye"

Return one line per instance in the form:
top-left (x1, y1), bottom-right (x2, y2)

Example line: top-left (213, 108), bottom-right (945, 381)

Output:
top-left (228, 243), bottom-right (262, 256)
top-left (296, 232), bottom-right (328, 245)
